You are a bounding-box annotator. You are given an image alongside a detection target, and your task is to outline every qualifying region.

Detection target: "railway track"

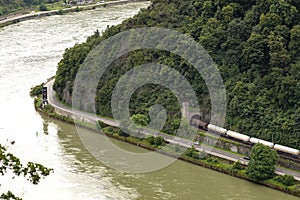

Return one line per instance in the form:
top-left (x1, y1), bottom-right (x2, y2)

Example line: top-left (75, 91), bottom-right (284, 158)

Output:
top-left (196, 124), bottom-right (300, 164)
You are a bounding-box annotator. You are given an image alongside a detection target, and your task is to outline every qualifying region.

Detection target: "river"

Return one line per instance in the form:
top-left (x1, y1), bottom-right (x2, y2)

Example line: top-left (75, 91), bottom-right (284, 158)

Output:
top-left (0, 2), bottom-right (299, 200)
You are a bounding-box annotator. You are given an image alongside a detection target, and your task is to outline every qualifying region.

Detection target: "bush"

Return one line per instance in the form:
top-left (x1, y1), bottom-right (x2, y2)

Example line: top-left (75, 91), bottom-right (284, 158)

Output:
top-left (34, 97), bottom-right (42, 109)
top-left (232, 161), bottom-right (244, 170)
top-left (39, 4), bottom-right (48, 11)
top-left (118, 129), bottom-right (129, 137)
top-left (44, 104), bottom-right (54, 113)
top-left (207, 157), bottom-right (219, 164)
top-left (75, 7), bottom-right (82, 12)
top-left (153, 136), bottom-right (164, 146)
top-left (146, 136), bottom-right (164, 146)
top-left (97, 120), bottom-right (108, 130)
top-left (102, 126), bottom-right (120, 135)
top-left (185, 146), bottom-right (196, 157)
top-left (57, 9), bottom-right (65, 15)
top-left (247, 144), bottom-right (278, 181)
top-left (274, 175), bottom-right (296, 186)
top-left (230, 161), bottom-right (245, 174)
top-left (30, 84), bottom-right (43, 97)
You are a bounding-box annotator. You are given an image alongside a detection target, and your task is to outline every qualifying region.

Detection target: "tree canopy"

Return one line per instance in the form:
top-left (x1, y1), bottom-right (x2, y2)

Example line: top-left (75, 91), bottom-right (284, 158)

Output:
top-left (0, 144), bottom-right (53, 199)
top-left (131, 114), bottom-right (149, 127)
top-left (246, 144), bottom-right (278, 181)
top-left (54, 0), bottom-right (300, 149)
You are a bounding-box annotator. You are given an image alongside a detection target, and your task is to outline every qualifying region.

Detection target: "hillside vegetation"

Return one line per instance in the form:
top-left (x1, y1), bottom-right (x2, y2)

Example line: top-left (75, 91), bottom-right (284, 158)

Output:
top-left (53, 0), bottom-right (300, 149)
top-left (0, 0), bottom-right (61, 15)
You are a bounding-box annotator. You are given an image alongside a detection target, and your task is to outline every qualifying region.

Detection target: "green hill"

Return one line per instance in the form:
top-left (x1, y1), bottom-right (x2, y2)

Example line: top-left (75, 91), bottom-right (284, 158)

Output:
top-left (0, 0), bottom-right (61, 15)
top-left (53, 0), bottom-right (300, 149)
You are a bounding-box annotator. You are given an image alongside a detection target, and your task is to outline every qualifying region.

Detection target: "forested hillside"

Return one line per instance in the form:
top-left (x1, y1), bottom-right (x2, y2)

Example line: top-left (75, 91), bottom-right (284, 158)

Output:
top-left (0, 0), bottom-right (61, 15)
top-left (53, 0), bottom-right (300, 149)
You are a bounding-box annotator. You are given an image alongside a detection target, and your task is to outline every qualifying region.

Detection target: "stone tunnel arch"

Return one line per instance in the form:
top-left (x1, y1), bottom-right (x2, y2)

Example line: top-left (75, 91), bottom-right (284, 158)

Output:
top-left (181, 102), bottom-right (210, 123)
top-left (181, 102), bottom-right (202, 121)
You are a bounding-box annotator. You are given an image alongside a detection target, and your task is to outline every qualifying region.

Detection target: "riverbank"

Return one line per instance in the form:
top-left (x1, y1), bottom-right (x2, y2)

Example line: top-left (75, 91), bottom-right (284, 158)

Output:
top-left (0, 0), bottom-right (149, 28)
top-left (32, 88), bottom-right (300, 197)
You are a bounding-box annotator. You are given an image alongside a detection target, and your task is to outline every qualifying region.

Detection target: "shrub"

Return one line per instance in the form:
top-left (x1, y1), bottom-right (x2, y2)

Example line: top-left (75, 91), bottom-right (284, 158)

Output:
top-left (146, 136), bottom-right (164, 146)
top-left (233, 161), bottom-right (244, 170)
top-left (34, 97), bottom-right (42, 109)
top-left (247, 144), bottom-right (278, 181)
top-left (30, 84), bottom-right (43, 97)
top-left (274, 175), bottom-right (296, 186)
top-left (39, 4), bottom-right (48, 11)
top-left (207, 157), bottom-right (219, 164)
top-left (97, 120), bottom-right (108, 130)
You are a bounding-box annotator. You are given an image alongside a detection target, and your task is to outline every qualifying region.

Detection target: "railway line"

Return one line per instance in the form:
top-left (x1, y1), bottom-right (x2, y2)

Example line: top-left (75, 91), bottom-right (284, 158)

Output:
top-left (191, 116), bottom-right (300, 162)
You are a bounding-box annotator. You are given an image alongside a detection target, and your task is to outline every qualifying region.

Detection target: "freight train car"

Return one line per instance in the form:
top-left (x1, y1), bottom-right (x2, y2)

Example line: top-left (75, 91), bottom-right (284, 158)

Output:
top-left (189, 118), bottom-right (300, 157)
top-left (207, 124), bottom-right (227, 135)
top-left (274, 144), bottom-right (300, 156)
top-left (249, 137), bottom-right (274, 148)
top-left (226, 130), bottom-right (250, 142)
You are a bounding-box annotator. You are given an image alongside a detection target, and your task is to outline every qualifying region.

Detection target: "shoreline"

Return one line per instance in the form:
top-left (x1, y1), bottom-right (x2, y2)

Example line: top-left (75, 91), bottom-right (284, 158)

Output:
top-left (33, 85), bottom-right (300, 197)
top-left (0, 0), bottom-right (149, 28)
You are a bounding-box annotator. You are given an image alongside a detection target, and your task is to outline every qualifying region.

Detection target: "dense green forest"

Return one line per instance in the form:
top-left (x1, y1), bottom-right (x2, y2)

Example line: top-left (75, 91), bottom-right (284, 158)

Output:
top-left (0, 0), bottom-right (61, 15)
top-left (53, 0), bottom-right (300, 149)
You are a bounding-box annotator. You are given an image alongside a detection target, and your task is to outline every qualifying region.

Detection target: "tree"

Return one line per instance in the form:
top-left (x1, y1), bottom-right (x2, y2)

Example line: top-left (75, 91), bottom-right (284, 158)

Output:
top-left (289, 25), bottom-right (300, 60)
top-left (29, 83), bottom-right (43, 97)
top-left (52, 0), bottom-right (300, 149)
top-left (267, 31), bottom-right (291, 69)
top-left (242, 32), bottom-right (268, 72)
top-left (246, 144), bottom-right (278, 181)
top-left (130, 114), bottom-right (149, 127)
top-left (199, 18), bottom-right (225, 55)
top-left (0, 144), bottom-right (53, 199)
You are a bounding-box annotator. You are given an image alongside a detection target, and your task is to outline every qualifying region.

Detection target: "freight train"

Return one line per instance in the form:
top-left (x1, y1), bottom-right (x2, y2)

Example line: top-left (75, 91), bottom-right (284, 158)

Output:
top-left (190, 116), bottom-right (300, 156)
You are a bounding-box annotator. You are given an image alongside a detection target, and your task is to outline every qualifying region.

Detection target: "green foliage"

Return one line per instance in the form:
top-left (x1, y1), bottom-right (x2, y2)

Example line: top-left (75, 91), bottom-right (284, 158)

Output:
top-left (274, 174), bottom-right (296, 186)
top-left (0, 144), bottom-right (53, 199)
top-left (75, 6), bottom-right (82, 12)
top-left (229, 160), bottom-right (245, 175)
top-left (102, 126), bottom-right (118, 134)
top-left (232, 160), bottom-right (244, 170)
top-left (146, 136), bottom-right (164, 147)
top-left (153, 136), bottom-right (164, 146)
top-left (96, 120), bottom-right (108, 130)
top-left (118, 129), bottom-right (129, 137)
top-left (43, 104), bottom-right (54, 113)
top-left (30, 83), bottom-right (43, 97)
top-left (0, 191), bottom-right (21, 200)
top-left (247, 144), bottom-right (278, 181)
top-left (131, 114), bottom-right (149, 127)
top-left (185, 146), bottom-right (202, 159)
top-left (53, 0), bottom-right (300, 149)
top-left (34, 97), bottom-right (42, 109)
top-left (57, 9), bottom-right (64, 15)
top-left (206, 157), bottom-right (219, 164)
top-left (0, 0), bottom-right (61, 16)
top-left (39, 4), bottom-right (48, 11)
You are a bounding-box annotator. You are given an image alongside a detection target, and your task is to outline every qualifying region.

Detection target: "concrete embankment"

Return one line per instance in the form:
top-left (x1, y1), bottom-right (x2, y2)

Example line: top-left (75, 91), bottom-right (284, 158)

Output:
top-left (0, 0), bottom-right (148, 28)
